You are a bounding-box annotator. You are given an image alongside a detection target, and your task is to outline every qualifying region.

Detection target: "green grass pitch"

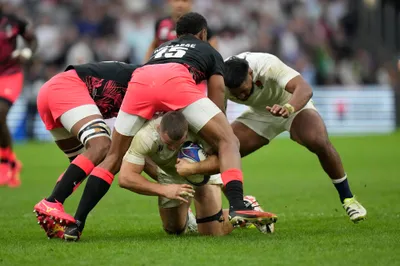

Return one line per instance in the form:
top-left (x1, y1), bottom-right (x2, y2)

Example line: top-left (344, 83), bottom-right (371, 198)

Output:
top-left (1, 133), bottom-right (399, 266)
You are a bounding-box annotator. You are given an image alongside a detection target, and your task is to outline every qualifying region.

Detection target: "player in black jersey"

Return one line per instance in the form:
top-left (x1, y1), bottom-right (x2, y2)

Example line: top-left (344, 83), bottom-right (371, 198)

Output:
top-left (62, 12), bottom-right (275, 241)
top-left (33, 61), bottom-right (139, 239)
top-left (143, 0), bottom-right (218, 63)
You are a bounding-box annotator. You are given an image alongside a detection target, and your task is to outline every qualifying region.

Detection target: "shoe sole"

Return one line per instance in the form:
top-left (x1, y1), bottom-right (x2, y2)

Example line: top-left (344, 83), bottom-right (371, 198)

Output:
top-left (33, 209), bottom-right (75, 225)
top-left (230, 215), bottom-right (278, 226)
top-left (36, 216), bottom-right (63, 239)
top-left (351, 215), bottom-right (366, 224)
top-left (64, 233), bottom-right (79, 242)
top-left (33, 209), bottom-right (75, 239)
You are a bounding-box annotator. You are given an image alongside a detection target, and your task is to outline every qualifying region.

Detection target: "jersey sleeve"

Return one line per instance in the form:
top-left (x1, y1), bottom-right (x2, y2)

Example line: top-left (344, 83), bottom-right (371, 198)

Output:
top-left (259, 54), bottom-right (300, 88)
top-left (123, 130), bottom-right (155, 165)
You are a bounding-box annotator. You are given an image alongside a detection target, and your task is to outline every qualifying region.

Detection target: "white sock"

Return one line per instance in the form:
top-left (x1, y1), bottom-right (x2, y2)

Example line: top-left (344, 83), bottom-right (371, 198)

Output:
top-left (332, 174), bottom-right (347, 184)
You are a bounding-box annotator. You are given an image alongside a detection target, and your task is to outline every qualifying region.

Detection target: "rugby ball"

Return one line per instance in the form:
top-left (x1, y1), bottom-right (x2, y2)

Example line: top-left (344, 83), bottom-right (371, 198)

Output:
top-left (177, 141), bottom-right (210, 186)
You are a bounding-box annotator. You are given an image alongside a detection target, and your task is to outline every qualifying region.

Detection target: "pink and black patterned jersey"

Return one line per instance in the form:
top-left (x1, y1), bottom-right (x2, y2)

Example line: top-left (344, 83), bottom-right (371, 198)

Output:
top-left (65, 62), bottom-right (139, 119)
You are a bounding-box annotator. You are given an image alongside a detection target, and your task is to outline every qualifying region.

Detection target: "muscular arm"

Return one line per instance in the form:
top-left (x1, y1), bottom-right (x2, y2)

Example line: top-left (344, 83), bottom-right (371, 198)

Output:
top-left (264, 54), bottom-right (313, 112)
top-left (118, 129), bottom-right (164, 194)
top-left (285, 75), bottom-right (313, 112)
top-left (207, 75), bottom-right (226, 113)
top-left (119, 160), bottom-right (166, 196)
top-left (176, 154), bottom-right (220, 177)
top-left (191, 154), bottom-right (220, 175)
top-left (143, 157), bottom-right (159, 181)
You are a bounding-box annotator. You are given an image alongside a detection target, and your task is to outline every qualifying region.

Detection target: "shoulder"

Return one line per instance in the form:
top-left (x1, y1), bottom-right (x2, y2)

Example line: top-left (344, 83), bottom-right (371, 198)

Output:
top-left (197, 41), bottom-right (222, 59)
top-left (131, 125), bottom-right (158, 155)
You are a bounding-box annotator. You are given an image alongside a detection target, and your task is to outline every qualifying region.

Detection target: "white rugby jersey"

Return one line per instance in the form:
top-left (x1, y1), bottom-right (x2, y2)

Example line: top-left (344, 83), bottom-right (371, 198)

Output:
top-left (225, 52), bottom-right (300, 113)
top-left (123, 117), bottom-right (209, 177)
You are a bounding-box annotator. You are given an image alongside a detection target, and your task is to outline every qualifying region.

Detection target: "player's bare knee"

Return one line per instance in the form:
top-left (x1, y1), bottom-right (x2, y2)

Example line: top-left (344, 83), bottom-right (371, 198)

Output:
top-left (162, 217), bottom-right (187, 235)
top-left (307, 136), bottom-right (331, 154)
top-left (163, 225), bottom-right (186, 235)
top-left (85, 138), bottom-right (111, 165)
top-left (76, 118), bottom-right (111, 164)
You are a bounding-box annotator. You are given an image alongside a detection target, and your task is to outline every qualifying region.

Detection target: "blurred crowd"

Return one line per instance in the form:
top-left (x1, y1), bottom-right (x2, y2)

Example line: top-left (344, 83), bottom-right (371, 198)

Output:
top-left (3, 0), bottom-right (391, 93)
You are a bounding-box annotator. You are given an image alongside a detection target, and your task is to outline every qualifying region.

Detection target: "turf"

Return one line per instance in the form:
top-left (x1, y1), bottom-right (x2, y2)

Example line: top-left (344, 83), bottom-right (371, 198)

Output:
top-left (1, 133), bottom-right (399, 266)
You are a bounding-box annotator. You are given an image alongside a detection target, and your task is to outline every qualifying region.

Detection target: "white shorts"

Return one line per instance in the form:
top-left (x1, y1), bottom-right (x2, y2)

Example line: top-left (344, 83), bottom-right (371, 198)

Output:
top-left (114, 98), bottom-right (221, 136)
top-left (50, 104), bottom-right (102, 141)
top-left (158, 170), bottom-right (223, 209)
top-left (182, 98), bottom-right (222, 133)
top-left (235, 101), bottom-right (317, 141)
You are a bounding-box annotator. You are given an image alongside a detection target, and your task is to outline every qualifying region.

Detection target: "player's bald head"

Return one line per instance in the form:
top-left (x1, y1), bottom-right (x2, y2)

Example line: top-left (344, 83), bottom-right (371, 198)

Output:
top-left (176, 12), bottom-right (207, 38)
top-left (160, 111), bottom-right (188, 141)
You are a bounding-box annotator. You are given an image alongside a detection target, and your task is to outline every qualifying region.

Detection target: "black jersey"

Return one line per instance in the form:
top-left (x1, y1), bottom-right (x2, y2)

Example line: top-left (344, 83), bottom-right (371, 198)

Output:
top-left (146, 35), bottom-right (224, 84)
top-left (65, 61), bottom-right (139, 119)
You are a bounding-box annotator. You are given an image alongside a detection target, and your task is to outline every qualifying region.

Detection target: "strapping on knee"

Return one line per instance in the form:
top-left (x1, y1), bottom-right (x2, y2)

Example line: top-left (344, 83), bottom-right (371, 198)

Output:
top-left (196, 209), bottom-right (224, 224)
top-left (77, 119), bottom-right (111, 145)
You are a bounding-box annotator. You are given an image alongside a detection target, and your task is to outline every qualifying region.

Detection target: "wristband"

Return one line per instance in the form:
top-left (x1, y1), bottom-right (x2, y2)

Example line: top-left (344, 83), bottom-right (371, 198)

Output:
top-left (283, 103), bottom-right (295, 114)
top-left (20, 48), bottom-right (33, 60)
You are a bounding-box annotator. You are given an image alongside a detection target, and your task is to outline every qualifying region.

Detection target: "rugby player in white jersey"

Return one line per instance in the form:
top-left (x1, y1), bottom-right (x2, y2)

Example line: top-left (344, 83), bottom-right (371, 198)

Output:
top-left (219, 52), bottom-right (367, 223)
top-left (118, 111), bottom-right (277, 235)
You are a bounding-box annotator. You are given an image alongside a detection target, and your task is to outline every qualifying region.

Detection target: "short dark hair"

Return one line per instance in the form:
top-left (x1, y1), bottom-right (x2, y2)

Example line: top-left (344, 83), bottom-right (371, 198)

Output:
top-left (160, 111), bottom-right (188, 141)
top-left (176, 12), bottom-right (207, 37)
top-left (224, 57), bottom-right (250, 89)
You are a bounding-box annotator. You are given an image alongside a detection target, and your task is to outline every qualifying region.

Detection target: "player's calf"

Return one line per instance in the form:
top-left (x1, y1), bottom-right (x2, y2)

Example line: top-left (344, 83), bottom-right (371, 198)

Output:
top-left (290, 108), bottom-right (367, 222)
top-left (46, 117), bottom-right (111, 204)
top-left (194, 184), bottom-right (234, 236)
top-left (34, 116), bottom-right (112, 238)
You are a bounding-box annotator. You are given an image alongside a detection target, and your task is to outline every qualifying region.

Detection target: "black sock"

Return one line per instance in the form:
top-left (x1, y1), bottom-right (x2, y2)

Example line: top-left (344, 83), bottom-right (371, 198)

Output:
top-left (225, 180), bottom-right (246, 210)
top-left (333, 176), bottom-right (353, 203)
top-left (47, 164), bottom-right (88, 204)
top-left (74, 175), bottom-right (111, 226)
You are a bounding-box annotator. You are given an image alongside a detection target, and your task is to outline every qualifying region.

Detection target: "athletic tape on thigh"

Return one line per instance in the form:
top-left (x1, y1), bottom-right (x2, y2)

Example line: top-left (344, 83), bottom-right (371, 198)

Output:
top-left (64, 144), bottom-right (85, 160)
top-left (196, 209), bottom-right (224, 224)
top-left (77, 119), bottom-right (111, 145)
